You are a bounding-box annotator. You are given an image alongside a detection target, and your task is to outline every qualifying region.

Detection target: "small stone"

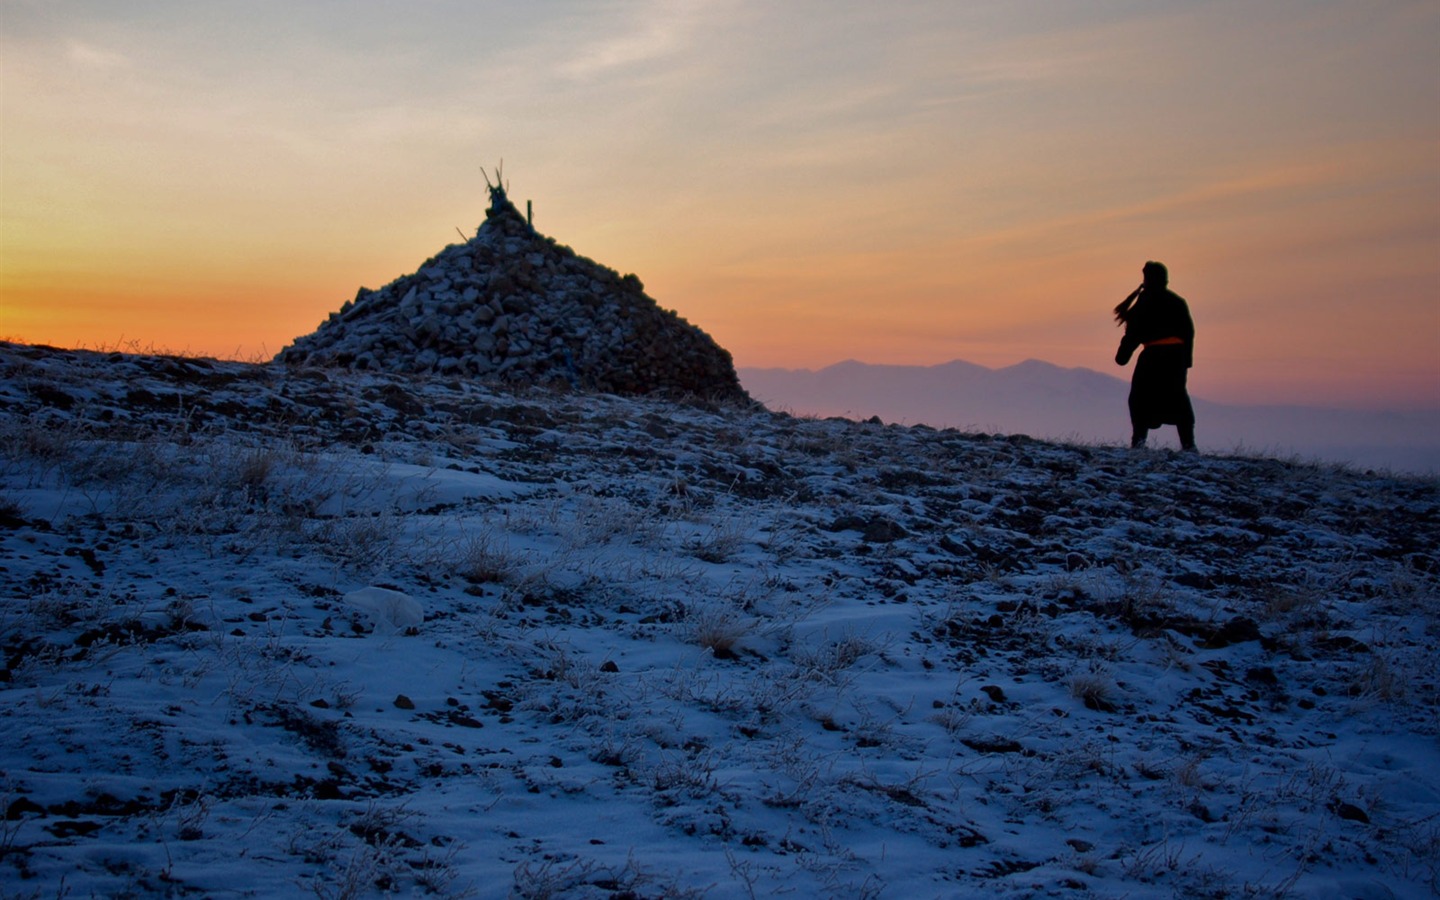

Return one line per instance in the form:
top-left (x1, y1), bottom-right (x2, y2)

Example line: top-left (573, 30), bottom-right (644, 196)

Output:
top-left (393, 694), bottom-right (415, 710)
top-left (6, 796), bottom-right (46, 819)
top-left (1329, 799), bottom-right (1369, 823)
top-left (862, 518), bottom-right (907, 543)
top-left (1188, 799), bottom-right (1216, 822)
top-left (1199, 617), bottom-right (1261, 649)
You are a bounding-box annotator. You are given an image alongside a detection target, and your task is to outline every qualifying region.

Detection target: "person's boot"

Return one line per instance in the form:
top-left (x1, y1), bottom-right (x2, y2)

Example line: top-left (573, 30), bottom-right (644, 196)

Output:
top-left (1130, 427), bottom-right (1147, 449)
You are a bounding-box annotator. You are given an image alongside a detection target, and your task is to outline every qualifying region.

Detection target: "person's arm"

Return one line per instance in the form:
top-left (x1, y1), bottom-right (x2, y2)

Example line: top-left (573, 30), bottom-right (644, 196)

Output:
top-left (1115, 287), bottom-right (1148, 365)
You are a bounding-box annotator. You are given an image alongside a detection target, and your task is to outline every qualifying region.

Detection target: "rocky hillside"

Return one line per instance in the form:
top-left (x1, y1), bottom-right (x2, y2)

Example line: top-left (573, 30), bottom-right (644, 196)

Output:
top-left (1, 341), bottom-right (1437, 898)
top-left (276, 180), bottom-right (747, 402)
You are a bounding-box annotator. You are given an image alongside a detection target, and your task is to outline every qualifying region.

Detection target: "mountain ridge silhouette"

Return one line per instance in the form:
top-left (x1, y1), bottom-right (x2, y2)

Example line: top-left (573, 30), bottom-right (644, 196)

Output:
top-left (740, 357), bottom-right (1439, 474)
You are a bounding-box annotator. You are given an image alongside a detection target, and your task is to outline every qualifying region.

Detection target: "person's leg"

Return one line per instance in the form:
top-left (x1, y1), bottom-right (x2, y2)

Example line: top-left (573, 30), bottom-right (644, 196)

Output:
top-left (1177, 423), bottom-right (1196, 451)
top-left (1128, 377), bottom-right (1147, 448)
top-left (1177, 389), bottom-right (1196, 451)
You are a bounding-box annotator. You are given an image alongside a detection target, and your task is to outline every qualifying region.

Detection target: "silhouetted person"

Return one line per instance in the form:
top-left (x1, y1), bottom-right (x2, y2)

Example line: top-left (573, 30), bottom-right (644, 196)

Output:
top-left (1114, 261), bottom-right (1196, 451)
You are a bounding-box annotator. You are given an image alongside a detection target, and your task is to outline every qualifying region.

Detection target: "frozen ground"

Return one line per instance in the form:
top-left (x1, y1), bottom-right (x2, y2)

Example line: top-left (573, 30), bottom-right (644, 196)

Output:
top-left (1, 341), bottom-right (1436, 899)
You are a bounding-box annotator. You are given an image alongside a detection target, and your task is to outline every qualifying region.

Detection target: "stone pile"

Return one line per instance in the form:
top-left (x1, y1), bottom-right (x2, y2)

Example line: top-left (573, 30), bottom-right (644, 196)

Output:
top-left (276, 184), bottom-right (748, 402)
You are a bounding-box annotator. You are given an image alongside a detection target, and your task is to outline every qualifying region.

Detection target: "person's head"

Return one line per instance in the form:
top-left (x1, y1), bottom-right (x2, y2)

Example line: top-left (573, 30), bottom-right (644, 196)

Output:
top-left (1142, 261), bottom-right (1168, 289)
top-left (1115, 261), bottom-right (1169, 323)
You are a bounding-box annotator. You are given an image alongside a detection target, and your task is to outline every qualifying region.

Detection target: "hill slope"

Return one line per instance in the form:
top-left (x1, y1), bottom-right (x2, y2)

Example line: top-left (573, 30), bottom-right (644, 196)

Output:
top-left (741, 358), bottom-right (1440, 474)
top-left (2, 342), bottom-right (1437, 898)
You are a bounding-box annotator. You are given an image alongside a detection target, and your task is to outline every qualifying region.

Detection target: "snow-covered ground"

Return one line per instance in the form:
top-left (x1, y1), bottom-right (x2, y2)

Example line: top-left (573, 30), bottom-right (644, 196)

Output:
top-left (1, 341), bottom-right (1436, 899)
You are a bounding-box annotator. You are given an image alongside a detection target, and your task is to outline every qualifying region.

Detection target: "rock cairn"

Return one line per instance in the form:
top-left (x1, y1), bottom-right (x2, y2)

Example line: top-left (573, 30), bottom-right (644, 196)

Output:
top-left (276, 181), bottom-right (748, 401)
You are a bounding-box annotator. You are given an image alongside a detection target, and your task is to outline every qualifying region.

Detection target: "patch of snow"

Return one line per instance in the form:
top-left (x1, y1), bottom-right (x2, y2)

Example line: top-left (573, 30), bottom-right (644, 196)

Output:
top-left (344, 586), bottom-right (425, 632)
top-left (1, 341), bottom-right (1436, 899)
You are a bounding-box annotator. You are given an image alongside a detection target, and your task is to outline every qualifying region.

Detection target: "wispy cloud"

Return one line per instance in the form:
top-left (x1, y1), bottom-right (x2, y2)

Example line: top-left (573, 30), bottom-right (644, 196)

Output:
top-left (64, 38), bottom-right (130, 70)
top-left (5, 1), bottom-right (1434, 408)
top-left (558, 0), bottom-right (724, 80)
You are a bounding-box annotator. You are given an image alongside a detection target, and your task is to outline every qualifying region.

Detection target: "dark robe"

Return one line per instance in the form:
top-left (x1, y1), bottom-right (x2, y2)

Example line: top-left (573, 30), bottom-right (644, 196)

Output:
top-left (1115, 288), bottom-right (1195, 430)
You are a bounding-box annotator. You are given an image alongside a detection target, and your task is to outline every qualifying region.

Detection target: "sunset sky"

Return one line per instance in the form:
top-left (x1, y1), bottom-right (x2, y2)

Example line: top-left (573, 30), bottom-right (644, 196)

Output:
top-left (3, 0), bottom-right (1437, 409)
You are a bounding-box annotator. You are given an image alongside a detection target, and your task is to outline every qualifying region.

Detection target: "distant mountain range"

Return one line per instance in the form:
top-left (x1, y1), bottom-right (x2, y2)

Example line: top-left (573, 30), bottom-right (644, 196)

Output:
top-left (740, 359), bottom-right (1440, 475)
